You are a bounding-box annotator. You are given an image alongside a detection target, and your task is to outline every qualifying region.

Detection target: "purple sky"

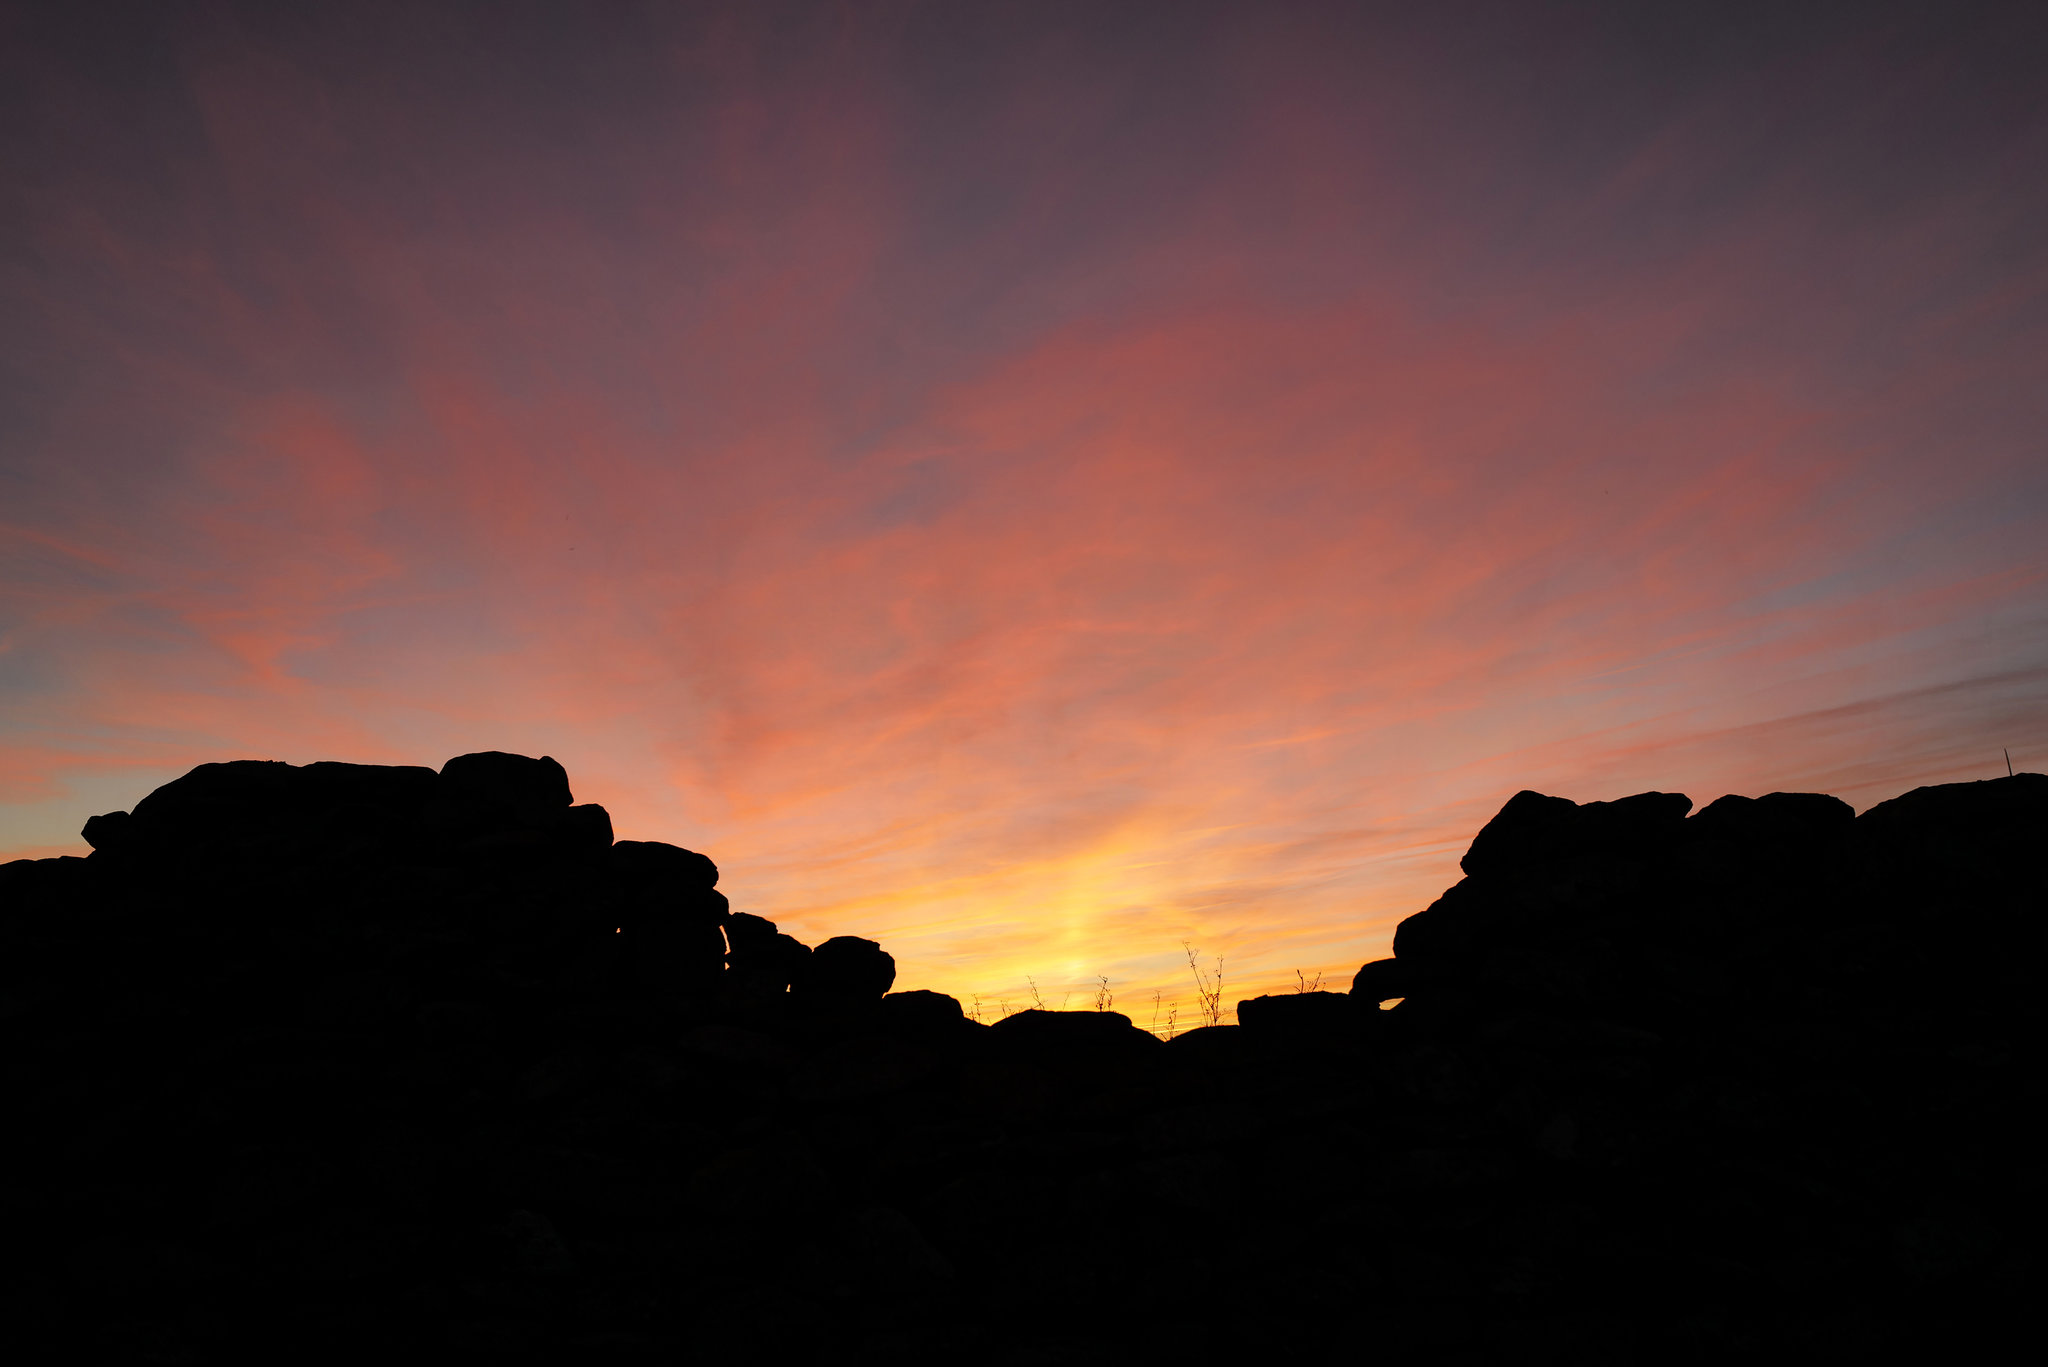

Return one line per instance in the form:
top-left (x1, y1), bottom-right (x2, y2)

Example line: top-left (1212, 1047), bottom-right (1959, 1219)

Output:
top-left (3, 1), bottom-right (2044, 1012)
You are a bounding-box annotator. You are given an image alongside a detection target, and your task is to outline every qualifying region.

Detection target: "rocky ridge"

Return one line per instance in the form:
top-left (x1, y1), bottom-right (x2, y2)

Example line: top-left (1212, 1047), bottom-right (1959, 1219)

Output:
top-left (1, 753), bottom-right (2041, 1361)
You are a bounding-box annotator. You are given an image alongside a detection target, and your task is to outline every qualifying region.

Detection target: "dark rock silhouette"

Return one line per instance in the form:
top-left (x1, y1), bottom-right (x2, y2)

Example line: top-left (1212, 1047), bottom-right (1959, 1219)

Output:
top-left (1, 757), bottom-right (2040, 1360)
top-left (1350, 955), bottom-right (1415, 1001)
top-left (1236, 988), bottom-right (1360, 1041)
top-left (1459, 788), bottom-right (1692, 876)
top-left (1689, 789), bottom-right (1855, 844)
top-left (439, 749), bottom-right (573, 812)
top-left (988, 1006), bottom-right (1157, 1059)
top-left (724, 911), bottom-right (812, 998)
top-left (792, 934), bottom-right (898, 1006)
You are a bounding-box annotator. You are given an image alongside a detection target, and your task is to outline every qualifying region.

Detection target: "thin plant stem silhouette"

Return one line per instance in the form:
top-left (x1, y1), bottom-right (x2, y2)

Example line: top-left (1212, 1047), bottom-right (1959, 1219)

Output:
top-left (1183, 941), bottom-right (1224, 1028)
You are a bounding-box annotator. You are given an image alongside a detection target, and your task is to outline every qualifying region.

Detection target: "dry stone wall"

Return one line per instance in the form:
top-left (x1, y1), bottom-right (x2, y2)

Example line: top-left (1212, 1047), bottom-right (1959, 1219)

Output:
top-left (2, 753), bottom-right (2041, 1360)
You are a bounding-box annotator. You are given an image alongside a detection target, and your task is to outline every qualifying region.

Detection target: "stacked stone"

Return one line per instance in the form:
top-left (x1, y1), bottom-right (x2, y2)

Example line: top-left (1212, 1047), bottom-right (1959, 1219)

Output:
top-left (0, 755), bottom-right (2039, 1361)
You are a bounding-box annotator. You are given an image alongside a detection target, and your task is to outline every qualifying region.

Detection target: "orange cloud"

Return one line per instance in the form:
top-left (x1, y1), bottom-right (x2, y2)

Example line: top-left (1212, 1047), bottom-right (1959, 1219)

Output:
top-left (3, 2), bottom-right (2044, 1016)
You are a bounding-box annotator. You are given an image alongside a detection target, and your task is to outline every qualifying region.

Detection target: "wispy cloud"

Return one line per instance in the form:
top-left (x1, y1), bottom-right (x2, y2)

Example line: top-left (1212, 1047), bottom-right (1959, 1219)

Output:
top-left (3, 2), bottom-right (2043, 1010)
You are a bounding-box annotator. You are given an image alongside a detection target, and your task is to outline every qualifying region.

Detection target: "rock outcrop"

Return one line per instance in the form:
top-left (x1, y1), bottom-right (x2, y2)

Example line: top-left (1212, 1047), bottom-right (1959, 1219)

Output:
top-left (1, 757), bottom-right (2040, 1360)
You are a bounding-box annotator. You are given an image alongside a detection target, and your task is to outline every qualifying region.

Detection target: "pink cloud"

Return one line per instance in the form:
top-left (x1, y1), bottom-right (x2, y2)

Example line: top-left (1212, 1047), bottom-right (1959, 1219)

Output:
top-left (3, 3), bottom-right (2043, 1016)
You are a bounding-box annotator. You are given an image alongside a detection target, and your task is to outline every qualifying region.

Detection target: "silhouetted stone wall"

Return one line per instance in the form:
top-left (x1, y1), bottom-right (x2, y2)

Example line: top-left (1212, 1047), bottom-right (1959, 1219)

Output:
top-left (1, 755), bottom-right (2040, 1360)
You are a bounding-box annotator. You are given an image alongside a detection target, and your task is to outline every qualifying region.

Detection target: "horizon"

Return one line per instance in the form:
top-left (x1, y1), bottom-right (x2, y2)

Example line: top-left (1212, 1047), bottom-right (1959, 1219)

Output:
top-left (4, 1), bottom-right (2045, 1018)
top-left (15, 749), bottom-right (2039, 1032)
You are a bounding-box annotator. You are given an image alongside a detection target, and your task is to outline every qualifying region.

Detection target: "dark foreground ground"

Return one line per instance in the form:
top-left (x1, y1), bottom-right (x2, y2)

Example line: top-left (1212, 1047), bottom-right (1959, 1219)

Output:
top-left (2, 753), bottom-right (2041, 1362)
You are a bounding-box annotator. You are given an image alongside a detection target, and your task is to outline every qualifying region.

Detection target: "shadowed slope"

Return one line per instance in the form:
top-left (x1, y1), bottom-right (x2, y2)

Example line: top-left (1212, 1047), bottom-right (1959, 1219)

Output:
top-left (1, 757), bottom-right (2039, 1359)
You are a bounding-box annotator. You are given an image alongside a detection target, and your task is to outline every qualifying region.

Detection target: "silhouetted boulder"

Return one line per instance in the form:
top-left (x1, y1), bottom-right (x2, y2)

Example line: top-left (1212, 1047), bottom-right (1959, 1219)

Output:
top-left (561, 803), bottom-right (614, 852)
top-left (1689, 790), bottom-right (1854, 844)
top-left (1852, 773), bottom-right (2048, 954)
top-left (423, 752), bottom-right (611, 859)
top-left (607, 838), bottom-right (727, 961)
top-left (791, 935), bottom-right (897, 1003)
top-left (114, 758), bottom-right (303, 860)
top-left (298, 759), bottom-right (443, 809)
top-left (1578, 788), bottom-right (1693, 850)
top-left (877, 988), bottom-right (971, 1036)
top-left (0, 852), bottom-right (91, 903)
top-left (1855, 772), bottom-right (2048, 865)
top-left (85, 758), bottom-right (452, 869)
top-left (988, 1008), bottom-right (1159, 1061)
top-left (1397, 788), bottom-right (1695, 978)
top-left (1351, 957), bottom-right (1416, 1002)
top-left (723, 911), bottom-right (812, 995)
top-left (130, 757), bottom-right (302, 822)
top-left (722, 910), bottom-right (779, 951)
top-left (609, 838), bottom-right (719, 891)
top-left (79, 809), bottom-right (134, 851)
top-left (1390, 873), bottom-right (1560, 970)
top-left (1461, 789), bottom-right (1579, 876)
top-left (438, 750), bottom-right (572, 812)
top-left (1460, 788), bottom-right (1692, 877)
top-left (1158, 1023), bottom-right (1245, 1060)
top-left (1236, 990), bottom-right (1360, 1046)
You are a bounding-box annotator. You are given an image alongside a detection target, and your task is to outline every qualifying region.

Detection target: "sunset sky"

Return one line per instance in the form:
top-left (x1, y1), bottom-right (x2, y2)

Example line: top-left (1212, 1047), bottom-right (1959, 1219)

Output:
top-left (4, 1), bottom-right (2044, 1018)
